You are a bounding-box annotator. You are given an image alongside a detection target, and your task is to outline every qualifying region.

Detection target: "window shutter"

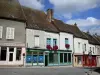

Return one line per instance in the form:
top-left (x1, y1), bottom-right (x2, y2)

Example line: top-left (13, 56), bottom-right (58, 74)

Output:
top-left (34, 36), bottom-right (39, 47)
top-left (6, 27), bottom-right (15, 39)
top-left (11, 28), bottom-right (15, 39)
top-left (0, 26), bottom-right (3, 38)
top-left (6, 27), bottom-right (10, 39)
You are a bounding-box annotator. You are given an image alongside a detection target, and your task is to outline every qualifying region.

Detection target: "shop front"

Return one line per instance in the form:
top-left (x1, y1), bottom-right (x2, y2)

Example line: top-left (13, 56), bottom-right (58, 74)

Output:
top-left (26, 48), bottom-right (72, 66)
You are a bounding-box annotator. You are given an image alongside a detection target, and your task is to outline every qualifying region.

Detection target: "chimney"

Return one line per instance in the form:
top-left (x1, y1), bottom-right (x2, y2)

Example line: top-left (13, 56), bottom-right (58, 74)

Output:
top-left (47, 9), bottom-right (53, 22)
top-left (74, 23), bottom-right (77, 26)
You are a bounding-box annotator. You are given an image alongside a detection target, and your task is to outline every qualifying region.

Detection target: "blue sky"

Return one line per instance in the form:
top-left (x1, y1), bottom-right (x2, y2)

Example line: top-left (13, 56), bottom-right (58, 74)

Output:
top-left (19, 0), bottom-right (100, 35)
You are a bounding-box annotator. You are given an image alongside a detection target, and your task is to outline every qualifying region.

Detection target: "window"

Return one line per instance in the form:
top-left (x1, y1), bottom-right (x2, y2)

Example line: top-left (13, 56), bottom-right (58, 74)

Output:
top-left (77, 56), bottom-right (82, 64)
top-left (78, 42), bottom-right (80, 49)
top-left (68, 53), bottom-right (71, 63)
top-left (64, 53), bottom-right (67, 63)
top-left (53, 39), bottom-right (57, 46)
top-left (93, 47), bottom-right (94, 53)
top-left (34, 35), bottom-right (39, 47)
top-left (0, 47), bottom-right (7, 61)
top-left (9, 47), bottom-right (14, 52)
top-left (16, 48), bottom-right (22, 60)
top-left (84, 44), bottom-right (86, 51)
top-left (60, 53), bottom-right (63, 63)
top-left (53, 53), bottom-right (58, 64)
top-left (65, 38), bottom-right (68, 44)
top-left (49, 53), bottom-right (53, 63)
top-left (0, 26), bottom-right (3, 38)
top-left (90, 47), bottom-right (91, 51)
top-left (47, 38), bottom-right (51, 45)
top-left (6, 27), bottom-right (15, 39)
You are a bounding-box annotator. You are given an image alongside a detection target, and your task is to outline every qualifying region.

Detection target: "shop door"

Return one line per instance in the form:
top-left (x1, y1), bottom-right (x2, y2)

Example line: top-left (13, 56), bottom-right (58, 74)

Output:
top-left (45, 55), bottom-right (48, 66)
top-left (8, 47), bottom-right (14, 64)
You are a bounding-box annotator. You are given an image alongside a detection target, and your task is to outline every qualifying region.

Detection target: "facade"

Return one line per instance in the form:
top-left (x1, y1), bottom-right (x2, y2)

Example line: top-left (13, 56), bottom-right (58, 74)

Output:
top-left (93, 35), bottom-right (100, 67)
top-left (82, 32), bottom-right (100, 67)
top-left (0, 0), bottom-right (26, 66)
top-left (0, 19), bottom-right (26, 66)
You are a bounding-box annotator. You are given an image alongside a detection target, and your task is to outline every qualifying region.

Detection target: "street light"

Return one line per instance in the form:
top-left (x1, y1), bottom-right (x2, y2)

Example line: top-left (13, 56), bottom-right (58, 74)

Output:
top-left (88, 50), bottom-right (92, 73)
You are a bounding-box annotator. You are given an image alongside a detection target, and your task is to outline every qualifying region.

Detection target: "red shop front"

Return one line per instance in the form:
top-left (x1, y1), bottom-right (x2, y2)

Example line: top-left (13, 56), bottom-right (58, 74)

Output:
top-left (83, 55), bottom-right (97, 67)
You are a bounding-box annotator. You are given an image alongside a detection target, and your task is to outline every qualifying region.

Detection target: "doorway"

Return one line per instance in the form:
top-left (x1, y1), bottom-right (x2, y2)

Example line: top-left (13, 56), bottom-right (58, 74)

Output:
top-left (8, 47), bottom-right (14, 62)
top-left (45, 55), bottom-right (48, 66)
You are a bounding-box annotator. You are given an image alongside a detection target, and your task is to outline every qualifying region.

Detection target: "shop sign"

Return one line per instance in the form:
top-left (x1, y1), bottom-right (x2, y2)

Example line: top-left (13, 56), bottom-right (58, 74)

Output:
top-left (0, 43), bottom-right (25, 47)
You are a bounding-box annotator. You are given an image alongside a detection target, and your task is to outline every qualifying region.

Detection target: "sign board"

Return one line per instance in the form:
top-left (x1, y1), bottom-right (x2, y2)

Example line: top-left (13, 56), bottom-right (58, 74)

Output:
top-left (0, 43), bottom-right (25, 47)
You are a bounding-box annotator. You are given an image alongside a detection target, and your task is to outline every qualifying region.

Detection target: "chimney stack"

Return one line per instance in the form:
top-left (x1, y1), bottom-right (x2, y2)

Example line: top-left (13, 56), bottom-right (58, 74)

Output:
top-left (47, 9), bottom-right (53, 22)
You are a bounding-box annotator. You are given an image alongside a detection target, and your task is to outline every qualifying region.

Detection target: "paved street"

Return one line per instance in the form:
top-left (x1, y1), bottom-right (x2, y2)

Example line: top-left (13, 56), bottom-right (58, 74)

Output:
top-left (0, 67), bottom-right (99, 75)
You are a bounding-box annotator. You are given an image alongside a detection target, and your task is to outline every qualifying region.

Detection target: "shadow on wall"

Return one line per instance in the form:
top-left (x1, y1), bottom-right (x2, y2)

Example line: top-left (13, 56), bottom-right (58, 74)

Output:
top-left (93, 67), bottom-right (100, 73)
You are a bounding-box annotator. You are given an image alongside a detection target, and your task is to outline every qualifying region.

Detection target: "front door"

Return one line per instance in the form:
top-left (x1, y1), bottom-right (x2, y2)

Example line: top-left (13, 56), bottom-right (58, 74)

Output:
top-left (45, 55), bottom-right (48, 66)
top-left (8, 47), bottom-right (14, 64)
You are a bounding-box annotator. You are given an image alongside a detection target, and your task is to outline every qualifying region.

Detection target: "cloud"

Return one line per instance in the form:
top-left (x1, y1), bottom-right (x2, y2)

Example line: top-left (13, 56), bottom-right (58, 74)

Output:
top-left (19, 0), bottom-right (44, 10)
top-left (66, 17), bottom-right (100, 35)
top-left (49, 0), bottom-right (100, 19)
top-left (66, 17), bottom-right (100, 27)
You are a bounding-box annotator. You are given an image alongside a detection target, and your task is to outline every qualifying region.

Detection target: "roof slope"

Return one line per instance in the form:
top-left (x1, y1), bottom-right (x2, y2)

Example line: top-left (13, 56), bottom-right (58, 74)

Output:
top-left (83, 32), bottom-right (100, 45)
top-left (0, 0), bottom-right (59, 33)
top-left (0, 0), bottom-right (25, 21)
top-left (23, 7), bottom-right (59, 33)
top-left (52, 19), bottom-right (87, 39)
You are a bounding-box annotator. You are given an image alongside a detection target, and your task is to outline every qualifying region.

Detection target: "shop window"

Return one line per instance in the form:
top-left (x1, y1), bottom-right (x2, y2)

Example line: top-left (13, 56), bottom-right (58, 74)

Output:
top-left (53, 53), bottom-right (58, 64)
top-left (64, 53), bottom-right (67, 63)
top-left (49, 53), bottom-right (53, 63)
top-left (77, 56), bottom-right (82, 64)
top-left (60, 53), bottom-right (63, 63)
top-left (34, 35), bottom-right (39, 47)
top-left (0, 47), bottom-right (7, 61)
top-left (53, 39), bottom-right (57, 46)
top-left (65, 38), bottom-right (68, 44)
top-left (47, 38), bottom-right (51, 45)
top-left (68, 53), bottom-right (71, 63)
top-left (16, 48), bottom-right (22, 60)
top-left (38, 55), bottom-right (44, 63)
top-left (33, 55), bottom-right (38, 63)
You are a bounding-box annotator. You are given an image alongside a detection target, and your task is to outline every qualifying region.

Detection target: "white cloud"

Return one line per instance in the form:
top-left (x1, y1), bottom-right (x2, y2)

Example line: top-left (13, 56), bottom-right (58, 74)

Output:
top-left (66, 17), bottom-right (100, 26)
top-left (19, 0), bottom-right (44, 10)
top-left (49, 0), bottom-right (100, 19)
top-left (66, 17), bottom-right (100, 35)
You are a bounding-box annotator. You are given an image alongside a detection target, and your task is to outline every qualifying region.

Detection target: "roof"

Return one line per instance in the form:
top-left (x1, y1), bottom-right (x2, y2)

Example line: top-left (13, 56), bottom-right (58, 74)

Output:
top-left (93, 35), bottom-right (100, 44)
top-left (83, 32), bottom-right (100, 45)
top-left (23, 7), bottom-right (59, 33)
top-left (0, 0), bottom-right (25, 21)
top-left (66, 24), bottom-right (87, 39)
top-left (52, 19), bottom-right (87, 39)
top-left (0, 0), bottom-right (59, 33)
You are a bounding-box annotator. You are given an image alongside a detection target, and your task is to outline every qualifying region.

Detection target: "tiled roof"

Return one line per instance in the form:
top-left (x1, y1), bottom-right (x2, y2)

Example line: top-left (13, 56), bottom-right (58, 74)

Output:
top-left (0, 0), bottom-right (59, 33)
top-left (0, 0), bottom-right (25, 21)
top-left (83, 32), bottom-right (100, 45)
top-left (52, 19), bottom-right (87, 39)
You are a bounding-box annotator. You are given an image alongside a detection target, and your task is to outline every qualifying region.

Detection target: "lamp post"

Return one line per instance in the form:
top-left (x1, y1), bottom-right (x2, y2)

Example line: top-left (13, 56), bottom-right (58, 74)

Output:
top-left (88, 50), bottom-right (92, 73)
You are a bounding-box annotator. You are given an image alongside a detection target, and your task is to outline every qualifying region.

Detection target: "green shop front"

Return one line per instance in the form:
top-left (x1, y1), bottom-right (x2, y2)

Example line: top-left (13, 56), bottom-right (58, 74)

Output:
top-left (26, 48), bottom-right (72, 66)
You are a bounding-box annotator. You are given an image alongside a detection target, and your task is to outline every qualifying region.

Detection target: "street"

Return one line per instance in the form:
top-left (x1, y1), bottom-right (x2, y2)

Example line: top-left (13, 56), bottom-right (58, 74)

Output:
top-left (0, 67), bottom-right (99, 75)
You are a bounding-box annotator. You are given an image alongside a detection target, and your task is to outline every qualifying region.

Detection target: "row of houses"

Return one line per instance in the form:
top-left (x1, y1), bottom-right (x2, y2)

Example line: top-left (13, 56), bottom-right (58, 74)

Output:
top-left (0, 0), bottom-right (100, 67)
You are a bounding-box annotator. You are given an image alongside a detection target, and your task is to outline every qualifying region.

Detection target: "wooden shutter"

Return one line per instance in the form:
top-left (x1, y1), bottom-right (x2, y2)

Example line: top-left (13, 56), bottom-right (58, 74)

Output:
top-left (6, 27), bottom-right (15, 39)
top-left (34, 36), bottom-right (39, 47)
top-left (0, 26), bottom-right (3, 38)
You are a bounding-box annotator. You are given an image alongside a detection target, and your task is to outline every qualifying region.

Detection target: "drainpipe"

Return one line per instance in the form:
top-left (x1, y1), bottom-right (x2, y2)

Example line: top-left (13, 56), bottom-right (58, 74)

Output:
top-left (72, 36), bottom-right (75, 67)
